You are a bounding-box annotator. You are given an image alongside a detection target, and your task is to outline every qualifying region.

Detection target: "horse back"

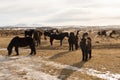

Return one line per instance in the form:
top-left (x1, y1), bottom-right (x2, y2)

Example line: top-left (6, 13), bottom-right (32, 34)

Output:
top-left (11, 37), bottom-right (34, 47)
top-left (50, 32), bottom-right (68, 40)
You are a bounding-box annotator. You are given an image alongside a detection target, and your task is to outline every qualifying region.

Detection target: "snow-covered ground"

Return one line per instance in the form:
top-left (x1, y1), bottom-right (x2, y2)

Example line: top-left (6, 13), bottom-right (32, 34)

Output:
top-left (0, 55), bottom-right (120, 80)
top-left (0, 55), bottom-right (60, 80)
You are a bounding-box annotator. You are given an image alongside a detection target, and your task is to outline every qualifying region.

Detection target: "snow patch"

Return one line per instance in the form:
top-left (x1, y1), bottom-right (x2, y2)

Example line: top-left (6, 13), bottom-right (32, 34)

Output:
top-left (0, 55), bottom-right (120, 80)
top-left (41, 60), bottom-right (120, 80)
top-left (0, 55), bottom-right (9, 62)
top-left (0, 55), bottom-right (60, 80)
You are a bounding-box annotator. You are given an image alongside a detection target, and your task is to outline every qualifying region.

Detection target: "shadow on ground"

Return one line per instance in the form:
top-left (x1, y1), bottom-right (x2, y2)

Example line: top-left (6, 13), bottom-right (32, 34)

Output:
top-left (49, 50), bottom-right (87, 80)
top-left (58, 61), bottom-right (86, 80)
top-left (49, 51), bottom-right (70, 59)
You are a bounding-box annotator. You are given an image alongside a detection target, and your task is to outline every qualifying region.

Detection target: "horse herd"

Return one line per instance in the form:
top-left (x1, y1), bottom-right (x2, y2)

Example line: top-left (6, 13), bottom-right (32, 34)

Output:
top-left (7, 29), bottom-right (120, 60)
top-left (97, 30), bottom-right (120, 38)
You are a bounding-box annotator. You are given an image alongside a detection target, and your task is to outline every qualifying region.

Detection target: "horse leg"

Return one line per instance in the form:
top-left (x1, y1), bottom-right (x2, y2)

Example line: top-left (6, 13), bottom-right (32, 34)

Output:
top-left (85, 50), bottom-right (88, 61)
top-left (15, 47), bottom-right (19, 56)
top-left (60, 40), bottom-right (62, 46)
top-left (44, 36), bottom-right (47, 40)
top-left (75, 43), bottom-right (78, 50)
top-left (70, 44), bottom-right (73, 51)
top-left (32, 46), bottom-right (36, 55)
top-left (40, 36), bottom-right (41, 44)
top-left (39, 37), bottom-right (41, 45)
top-left (72, 44), bottom-right (74, 51)
top-left (37, 39), bottom-right (40, 46)
top-left (50, 38), bottom-right (53, 45)
top-left (29, 46), bottom-right (33, 55)
top-left (40, 39), bottom-right (41, 45)
top-left (33, 38), bottom-right (36, 46)
top-left (82, 49), bottom-right (85, 61)
top-left (36, 40), bottom-right (38, 46)
top-left (36, 37), bottom-right (40, 46)
top-left (89, 50), bottom-right (92, 59)
top-left (30, 45), bottom-right (36, 55)
top-left (69, 43), bottom-right (71, 51)
top-left (38, 38), bottom-right (40, 46)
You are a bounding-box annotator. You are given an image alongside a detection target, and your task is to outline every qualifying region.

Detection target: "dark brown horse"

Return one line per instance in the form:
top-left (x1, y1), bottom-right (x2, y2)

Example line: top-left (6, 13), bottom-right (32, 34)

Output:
top-left (50, 32), bottom-right (68, 46)
top-left (25, 29), bottom-right (42, 46)
top-left (44, 29), bottom-right (59, 40)
top-left (33, 30), bottom-right (42, 46)
top-left (97, 30), bottom-right (107, 37)
top-left (7, 36), bottom-right (36, 56)
top-left (80, 33), bottom-right (92, 61)
top-left (44, 30), bottom-right (51, 40)
top-left (68, 32), bottom-right (79, 51)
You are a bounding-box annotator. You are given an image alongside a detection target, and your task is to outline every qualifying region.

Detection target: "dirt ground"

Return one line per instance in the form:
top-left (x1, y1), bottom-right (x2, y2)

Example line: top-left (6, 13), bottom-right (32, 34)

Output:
top-left (0, 31), bottom-right (120, 80)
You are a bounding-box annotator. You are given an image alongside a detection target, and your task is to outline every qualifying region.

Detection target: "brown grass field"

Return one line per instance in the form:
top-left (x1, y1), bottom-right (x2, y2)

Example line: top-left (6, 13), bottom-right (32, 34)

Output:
top-left (0, 29), bottom-right (120, 80)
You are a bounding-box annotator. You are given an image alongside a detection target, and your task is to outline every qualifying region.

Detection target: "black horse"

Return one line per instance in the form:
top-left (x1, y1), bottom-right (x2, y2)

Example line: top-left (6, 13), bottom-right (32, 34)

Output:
top-left (7, 36), bottom-right (36, 56)
top-left (25, 29), bottom-right (34, 37)
top-left (80, 33), bottom-right (92, 61)
top-left (50, 32), bottom-right (68, 46)
top-left (44, 30), bottom-right (51, 40)
top-left (44, 29), bottom-right (59, 40)
top-left (75, 30), bottom-right (80, 50)
top-left (68, 32), bottom-right (78, 51)
top-left (33, 30), bottom-right (42, 46)
top-left (25, 29), bottom-right (42, 46)
top-left (97, 30), bottom-right (107, 37)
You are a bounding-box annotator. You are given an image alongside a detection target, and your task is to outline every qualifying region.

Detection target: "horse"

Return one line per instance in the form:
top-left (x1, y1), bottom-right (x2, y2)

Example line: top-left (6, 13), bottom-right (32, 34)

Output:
top-left (24, 29), bottom-right (42, 46)
top-left (33, 30), bottom-right (42, 46)
top-left (44, 30), bottom-right (51, 40)
top-left (75, 30), bottom-right (80, 50)
top-left (7, 36), bottom-right (36, 56)
top-left (109, 30), bottom-right (120, 38)
top-left (25, 29), bottom-right (34, 37)
top-left (97, 30), bottom-right (107, 37)
top-left (80, 33), bottom-right (92, 61)
top-left (44, 29), bottom-right (59, 40)
top-left (68, 32), bottom-right (79, 51)
top-left (50, 32), bottom-right (68, 46)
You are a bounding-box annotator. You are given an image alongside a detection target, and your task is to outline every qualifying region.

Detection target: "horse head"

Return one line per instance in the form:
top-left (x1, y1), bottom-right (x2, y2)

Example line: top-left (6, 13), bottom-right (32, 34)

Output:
top-left (70, 32), bottom-right (75, 37)
top-left (7, 43), bottom-right (13, 56)
top-left (44, 30), bottom-right (51, 40)
top-left (64, 32), bottom-right (69, 37)
top-left (25, 29), bottom-right (34, 37)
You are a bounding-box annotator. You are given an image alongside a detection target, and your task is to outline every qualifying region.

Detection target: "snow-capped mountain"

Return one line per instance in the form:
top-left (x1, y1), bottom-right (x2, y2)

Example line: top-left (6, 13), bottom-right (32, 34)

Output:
top-left (14, 23), bottom-right (42, 27)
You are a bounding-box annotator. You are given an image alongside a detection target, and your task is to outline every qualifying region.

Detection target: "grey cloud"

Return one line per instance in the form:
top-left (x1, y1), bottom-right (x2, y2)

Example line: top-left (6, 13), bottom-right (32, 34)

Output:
top-left (45, 8), bottom-right (95, 23)
top-left (0, 0), bottom-right (120, 26)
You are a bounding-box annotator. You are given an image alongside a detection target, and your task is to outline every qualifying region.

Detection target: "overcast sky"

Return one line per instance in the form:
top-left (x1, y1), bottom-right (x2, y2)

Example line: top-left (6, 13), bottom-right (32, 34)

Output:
top-left (1, 0), bottom-right (120, 26)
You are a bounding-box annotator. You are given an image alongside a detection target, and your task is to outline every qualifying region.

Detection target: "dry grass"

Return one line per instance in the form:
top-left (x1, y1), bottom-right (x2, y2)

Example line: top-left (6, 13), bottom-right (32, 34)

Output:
top-left (0, 30), bottom-right (120, 80)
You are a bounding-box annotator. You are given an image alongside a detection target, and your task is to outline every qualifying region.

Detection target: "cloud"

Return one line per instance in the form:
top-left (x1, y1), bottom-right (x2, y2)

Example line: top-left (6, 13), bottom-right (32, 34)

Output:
top-left (45, 8), bottom-right (93, 22)
top-left (1, 0), bottom-right (120, 26)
